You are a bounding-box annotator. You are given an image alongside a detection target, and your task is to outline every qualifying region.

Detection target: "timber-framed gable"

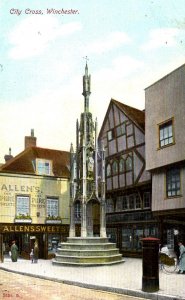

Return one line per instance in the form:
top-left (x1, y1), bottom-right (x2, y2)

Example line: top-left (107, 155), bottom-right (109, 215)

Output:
top-left (98, 99), bottom-right (154, 257)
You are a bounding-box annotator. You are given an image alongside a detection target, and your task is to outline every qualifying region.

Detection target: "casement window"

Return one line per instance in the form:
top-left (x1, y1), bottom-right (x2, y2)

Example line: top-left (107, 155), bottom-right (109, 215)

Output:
top-left (116, 196), bottom-right (122, 211)
top-left (126, 155), bottom-right (133, 171)
top-left (112, 161), bottom-right (118, 175)
top-left (106, 198), bottom-right (114, 213)
top-left (119, 194), bottom-right (141, 211)
top-left (119, 154), bottom-right (133, 173)
top-left (135, 194), bottom-right (141, 209)
top-left (36, 159), bottom-right (52, 175)
top-left (47, 198), bottom-right (59, 217)
top-left (166, 168), bottom-right (181, 197)
top-left (106, 164), bottom-right (111, 176)
top-left (129, 194), bottom-right (135, 209)
top-left (107, 129), bottom-right (114, 141)
top-left (122, 196), bottom-right (128, 210)
top-left (143, 192), bottom-right (151, 208)
top-left (119, 158), bottom-right (125, 173)
top-left (159, 119), bottom-right (174, 148)
top-left (16, 195), bottom-right (30, 216)
top-left (116, 123), bottom-right (126, 137)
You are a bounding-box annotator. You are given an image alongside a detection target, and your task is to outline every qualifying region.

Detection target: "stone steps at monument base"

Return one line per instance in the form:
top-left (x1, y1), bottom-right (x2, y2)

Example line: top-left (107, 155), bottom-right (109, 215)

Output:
top-left (53, 253), bottom-right (123, 264)
top-left (53, 237), bottom-right (123, 266)
top-left (66, 237), bottom-right (109, 244)
top-left (58, 242), bottom-right (116, 250)
top-left (52, 258), bottom-right (125, 266)
top-left (56, 248), bottom-right (120, 256)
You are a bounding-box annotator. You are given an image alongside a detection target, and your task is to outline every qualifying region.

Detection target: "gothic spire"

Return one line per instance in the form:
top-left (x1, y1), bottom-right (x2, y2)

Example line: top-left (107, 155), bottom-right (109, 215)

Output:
top-left (82, 60), bottom-right (91, 113)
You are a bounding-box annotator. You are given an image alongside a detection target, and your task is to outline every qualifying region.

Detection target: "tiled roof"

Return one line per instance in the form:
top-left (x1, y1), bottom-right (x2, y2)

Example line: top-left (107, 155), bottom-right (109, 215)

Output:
top-left (0, 147), bottom-right (70, 178)
top-left (99, 98), bottom-right (145, 138)
top-left (112, 99), bottom-right (145, 131)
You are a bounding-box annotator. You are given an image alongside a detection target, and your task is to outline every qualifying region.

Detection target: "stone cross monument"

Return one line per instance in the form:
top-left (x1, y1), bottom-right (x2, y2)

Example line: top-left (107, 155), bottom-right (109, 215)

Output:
top-left (53, 63), bottom-right (122, 265)
top-left (69, 62), bottom-right (106, 238)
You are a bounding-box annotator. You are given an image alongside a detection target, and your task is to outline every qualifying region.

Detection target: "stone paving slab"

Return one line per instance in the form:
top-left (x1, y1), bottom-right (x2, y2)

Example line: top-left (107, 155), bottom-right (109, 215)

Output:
top-left (0, 257), bottom-right (184, 300)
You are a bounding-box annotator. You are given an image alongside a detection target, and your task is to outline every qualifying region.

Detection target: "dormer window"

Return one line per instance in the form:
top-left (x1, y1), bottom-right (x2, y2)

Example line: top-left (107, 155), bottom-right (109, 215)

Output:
top-left (36, 159), bottom-right (52, 175)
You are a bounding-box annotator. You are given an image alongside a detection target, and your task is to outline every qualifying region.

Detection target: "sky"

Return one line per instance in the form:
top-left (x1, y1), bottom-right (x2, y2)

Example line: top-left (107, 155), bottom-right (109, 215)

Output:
top-left (0, 0), bottom-right (185, 163)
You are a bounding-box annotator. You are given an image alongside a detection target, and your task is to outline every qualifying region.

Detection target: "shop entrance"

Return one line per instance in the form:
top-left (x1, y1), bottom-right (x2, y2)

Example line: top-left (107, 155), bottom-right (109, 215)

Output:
top-left (3, 233), bottom-right (20, 255)
top-left (1, 223), bottom-right (70, 260)
top-left (29, 234), bottom-right (45, 259)
top-left (3, 233), bottom-right (45, 259)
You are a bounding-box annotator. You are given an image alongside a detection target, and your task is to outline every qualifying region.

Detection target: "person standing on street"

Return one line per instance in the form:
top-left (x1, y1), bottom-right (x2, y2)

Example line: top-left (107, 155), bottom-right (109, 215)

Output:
top-left (178, 241), bottom-right (185, 274)
top-left (33, 239), bottom-right (39, 263)
top-left (30, 249), bottom-right (34, 263)
top-left (11, 240), bottom-right (18, 262)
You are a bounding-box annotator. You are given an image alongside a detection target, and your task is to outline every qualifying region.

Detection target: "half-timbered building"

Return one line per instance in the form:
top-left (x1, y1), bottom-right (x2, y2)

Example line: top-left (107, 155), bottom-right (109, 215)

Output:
top-left (98, 99), bottom-right (157, 257)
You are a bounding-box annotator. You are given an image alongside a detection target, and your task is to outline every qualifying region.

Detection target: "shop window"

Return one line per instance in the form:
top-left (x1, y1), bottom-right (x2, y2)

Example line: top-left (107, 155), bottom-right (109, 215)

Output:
top-left (144, 225), bottom-right (158, 237)
top-left (16, 195), bottom-right (30, 216)
top-left (133, 228), bottom-right (143, 250)
top-left (166, 167), bottom-right (181, 197)
top-left (36, 159), bottom-right (52, 175)
top-left (159, 119), bottom-right (174, 148)
top-left (48, 234), bottom-right (60, 255)
top-left (122, 228), bottom-right (132, 249)
top-left (143, 192), bottom-right (151, 208)
top-left (121, 226), bottom-right (158, 251)
top-left (47, 198), bottom-right (59, 217)
top-left (107, 228), bottom-right (117, 243)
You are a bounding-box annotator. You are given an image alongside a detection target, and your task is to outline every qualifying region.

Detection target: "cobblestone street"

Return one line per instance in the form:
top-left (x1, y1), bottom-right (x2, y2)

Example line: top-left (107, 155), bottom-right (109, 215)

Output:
top-left (0, 269), bottom-right (144, 300)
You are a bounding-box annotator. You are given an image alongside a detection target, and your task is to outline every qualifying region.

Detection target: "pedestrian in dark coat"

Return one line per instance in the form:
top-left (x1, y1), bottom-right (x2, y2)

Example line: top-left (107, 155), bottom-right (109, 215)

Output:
top-left (11, 241), bottom-right (18, 262)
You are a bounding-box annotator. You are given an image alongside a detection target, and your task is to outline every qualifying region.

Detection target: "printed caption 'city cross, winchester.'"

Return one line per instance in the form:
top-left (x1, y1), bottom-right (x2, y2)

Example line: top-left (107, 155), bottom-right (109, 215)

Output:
top-left (10, 8), bottom-right (80, 16)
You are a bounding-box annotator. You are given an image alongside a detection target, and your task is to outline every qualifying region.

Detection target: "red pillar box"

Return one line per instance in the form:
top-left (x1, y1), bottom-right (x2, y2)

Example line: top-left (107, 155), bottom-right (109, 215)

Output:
top-left (141, 237), bottom-right (160, 293)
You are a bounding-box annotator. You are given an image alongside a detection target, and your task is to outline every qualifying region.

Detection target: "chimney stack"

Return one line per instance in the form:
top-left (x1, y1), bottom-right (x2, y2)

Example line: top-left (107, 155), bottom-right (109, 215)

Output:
top-left (25, 129), bottom-right (37, 149)
top-left (4, 147), bottom-right (13, 162)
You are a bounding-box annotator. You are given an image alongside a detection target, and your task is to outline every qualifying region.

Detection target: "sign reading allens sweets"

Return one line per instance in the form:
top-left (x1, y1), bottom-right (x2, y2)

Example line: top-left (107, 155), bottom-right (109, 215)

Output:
top-left (0, 224), bottom-right (69, 233)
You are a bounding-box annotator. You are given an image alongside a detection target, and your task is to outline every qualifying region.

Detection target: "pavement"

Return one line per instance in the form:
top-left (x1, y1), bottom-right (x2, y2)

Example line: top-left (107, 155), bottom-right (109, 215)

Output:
top-left (0, 256), bottom-right (185, 300)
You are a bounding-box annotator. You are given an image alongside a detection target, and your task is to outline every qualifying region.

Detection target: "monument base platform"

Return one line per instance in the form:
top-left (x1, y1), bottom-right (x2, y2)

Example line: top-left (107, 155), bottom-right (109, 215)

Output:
top-left (52, 237), bottom-right (124, 266)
